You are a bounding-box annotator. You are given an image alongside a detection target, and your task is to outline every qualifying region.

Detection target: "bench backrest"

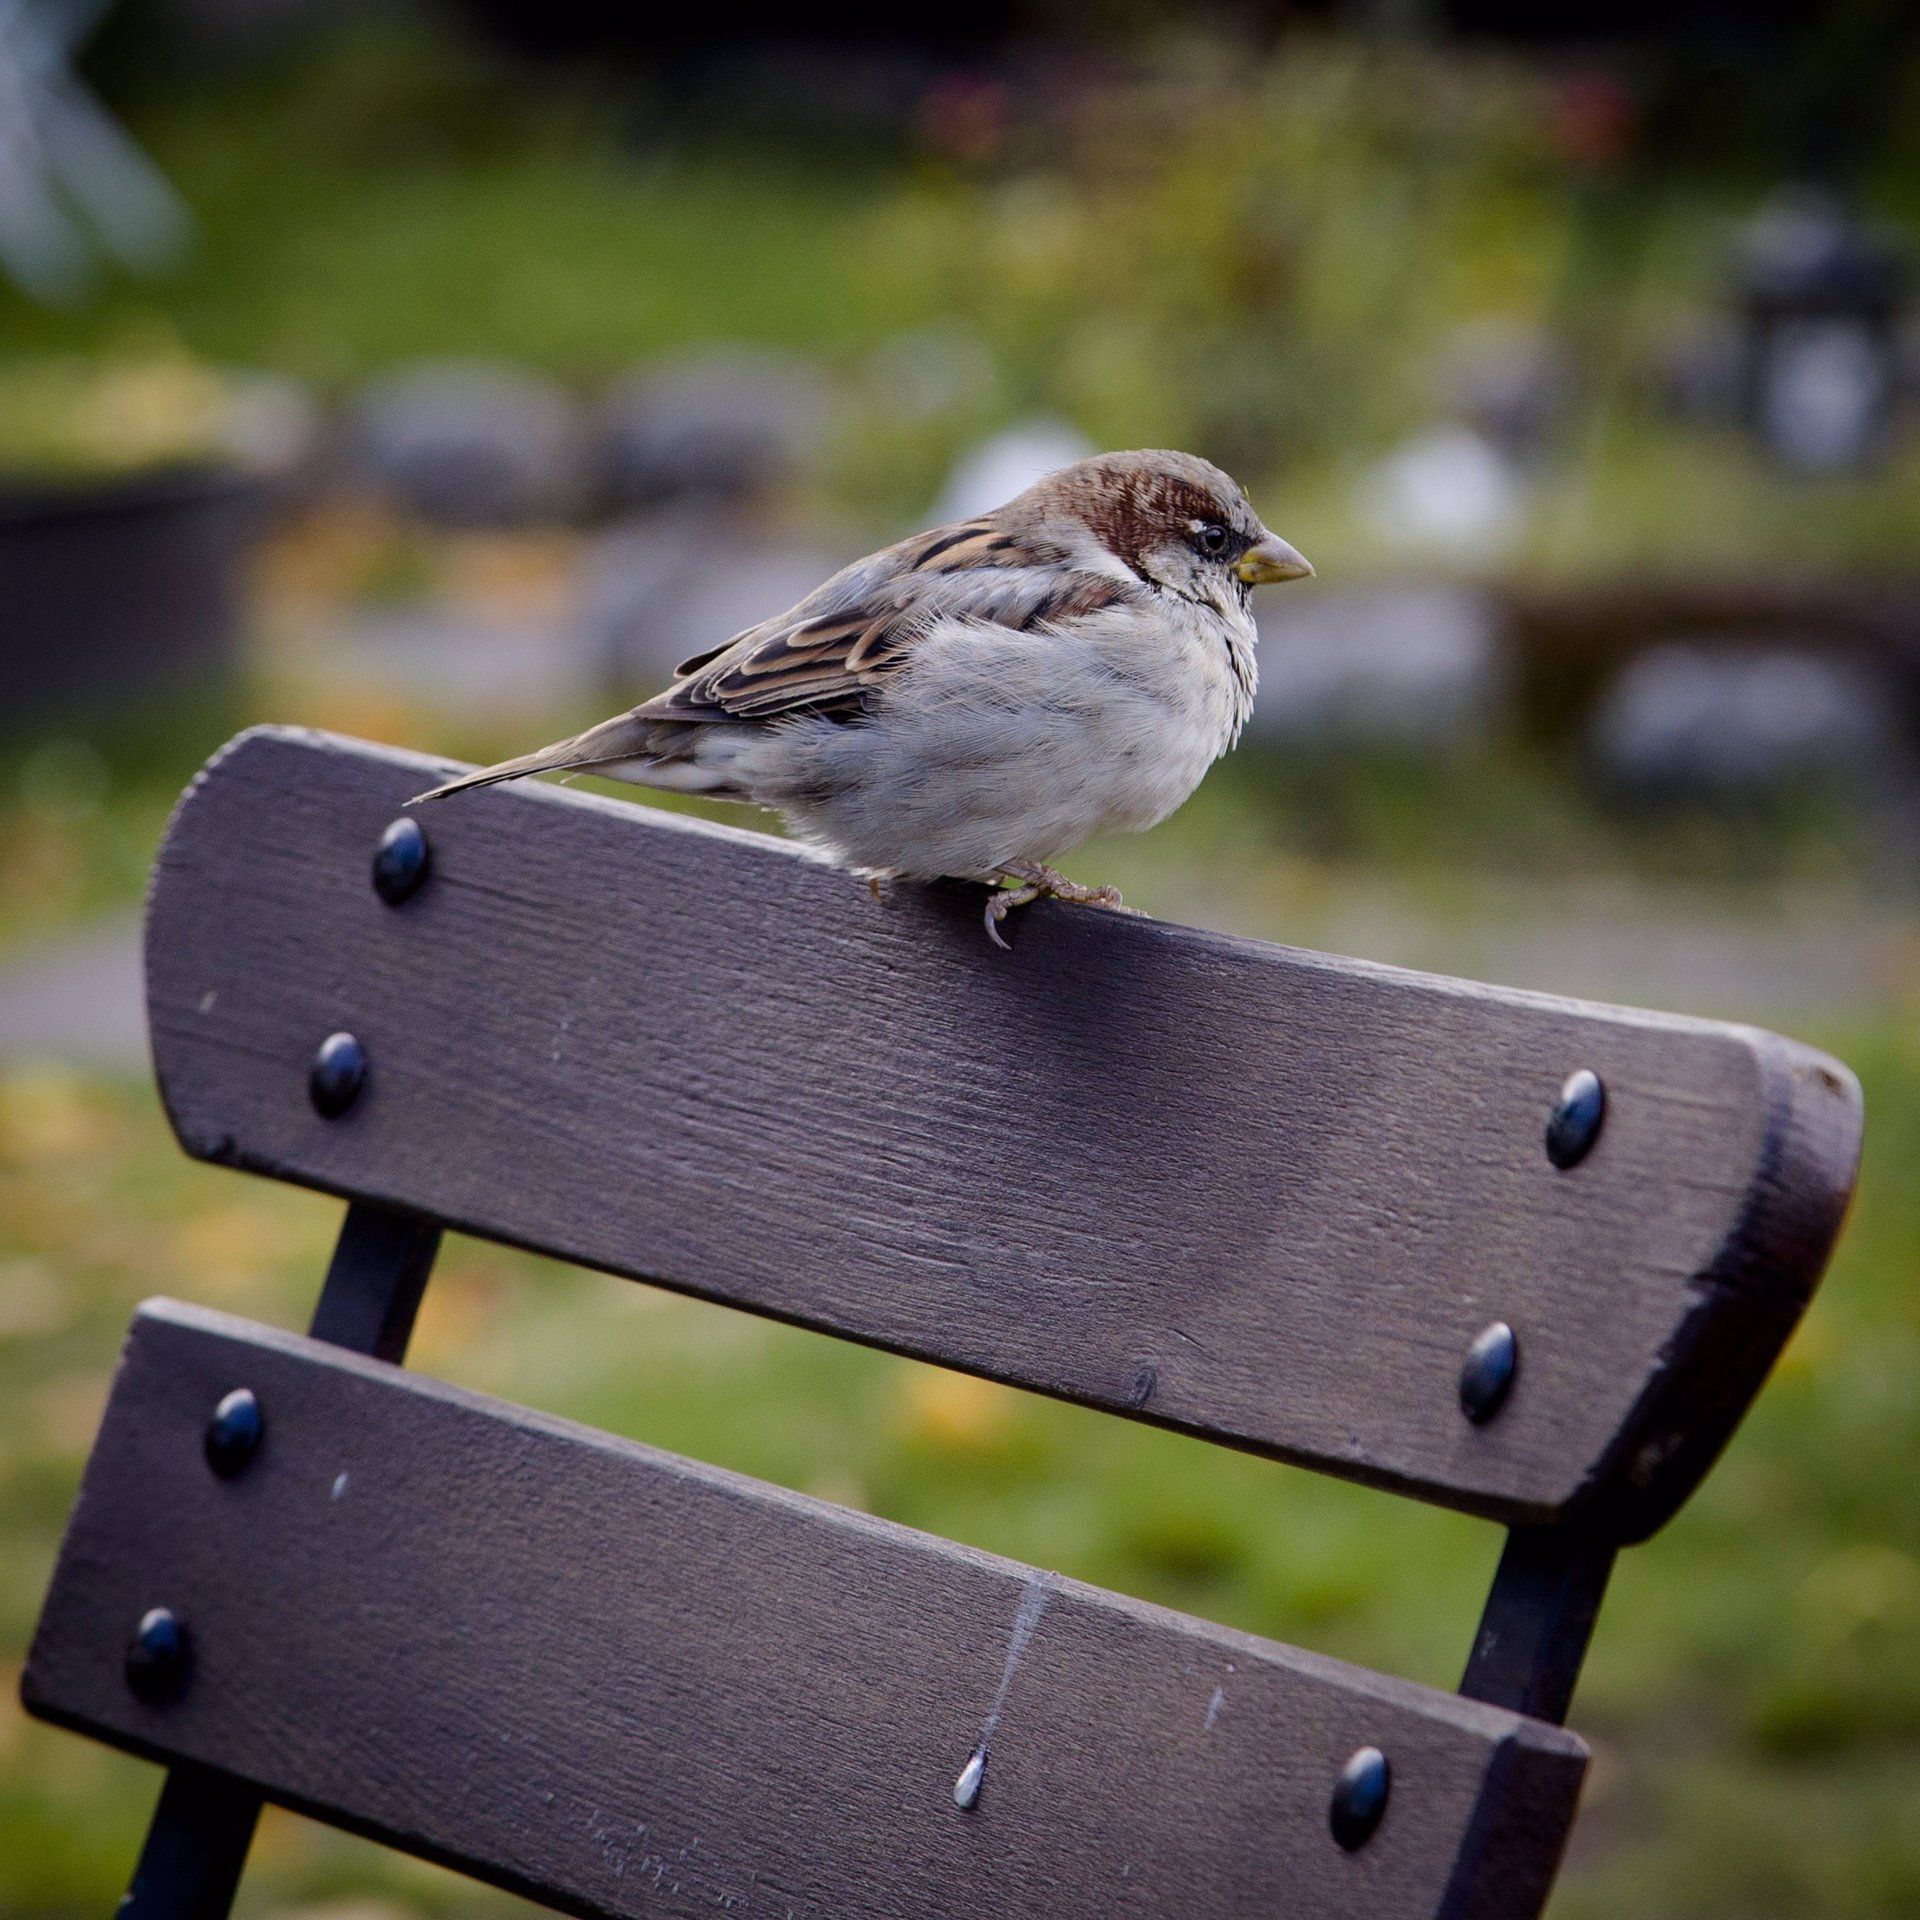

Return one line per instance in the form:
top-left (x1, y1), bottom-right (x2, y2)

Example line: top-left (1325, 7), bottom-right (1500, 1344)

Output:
top-left (24, 727), bottom-right (1862, 1920)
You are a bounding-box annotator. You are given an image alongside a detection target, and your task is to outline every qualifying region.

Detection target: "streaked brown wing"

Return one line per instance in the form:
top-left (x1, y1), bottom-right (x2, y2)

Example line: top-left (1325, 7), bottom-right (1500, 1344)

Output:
top-left (642, 517), bottom-right (1131, 727)
top-left (660, 609), bottom-right (912, 722)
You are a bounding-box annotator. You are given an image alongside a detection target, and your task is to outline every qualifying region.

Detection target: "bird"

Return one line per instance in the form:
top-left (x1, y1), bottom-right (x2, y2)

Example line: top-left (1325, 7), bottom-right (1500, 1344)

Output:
top-left (412, 449), bottom-right (1313, 946)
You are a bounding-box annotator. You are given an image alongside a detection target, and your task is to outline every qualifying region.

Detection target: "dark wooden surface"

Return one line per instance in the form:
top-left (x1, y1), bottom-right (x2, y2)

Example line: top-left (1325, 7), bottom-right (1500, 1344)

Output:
top-left (146, 728), bottom-right (1863, 1537)
top-left (27, 1303), bottom-right (1588, 1920)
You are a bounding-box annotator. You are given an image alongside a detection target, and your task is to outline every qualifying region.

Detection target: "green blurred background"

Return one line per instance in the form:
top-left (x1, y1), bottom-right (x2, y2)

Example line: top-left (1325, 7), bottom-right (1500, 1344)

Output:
top-left (3, 3), bottom-right (1919, 1915)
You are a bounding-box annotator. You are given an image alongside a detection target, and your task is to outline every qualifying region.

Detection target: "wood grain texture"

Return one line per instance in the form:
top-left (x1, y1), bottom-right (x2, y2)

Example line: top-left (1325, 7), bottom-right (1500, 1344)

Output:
top-left (145, 728), bottom-right (1864, 1537)
top-left (25, 1303), bottom-right (1588, 1920)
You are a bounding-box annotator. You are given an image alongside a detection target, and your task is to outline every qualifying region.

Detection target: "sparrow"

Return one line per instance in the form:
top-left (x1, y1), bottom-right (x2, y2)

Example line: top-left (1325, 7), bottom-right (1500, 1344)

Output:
top-left (413, 450), bottom-right (1313, 946)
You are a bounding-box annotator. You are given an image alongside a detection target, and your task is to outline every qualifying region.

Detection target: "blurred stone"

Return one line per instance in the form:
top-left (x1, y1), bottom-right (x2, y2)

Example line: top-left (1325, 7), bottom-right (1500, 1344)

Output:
top-left (1589, 643), bottom-right (1899, 799)
top-left (1653, 318), bottom-right (1744, 422)
top-left (862, 324), bottom-right (1001, 425)
top-left (1251, 587), bottom-right (1507, 751)
top-left (596, 350), bottom-right (833, 512)
top-left (1899, 318), bottom-right (1920, 408)
top-left (320, 605), bottom-right (598, 715)
top-left (1358, 427), bottom-right (1526, 563)
top-left (934, 419), bottom-right (1094, 522)
top-left (219, 371), bottom-right (323, 480)
top-left (351, 362), bottom-right (581, 526)
top-left (578, 515), bottom-right (850, 688)
top-left (1738, 188), bottom-right (1906, 473)
top-left (1436, 319), bottom-right (1568, 459)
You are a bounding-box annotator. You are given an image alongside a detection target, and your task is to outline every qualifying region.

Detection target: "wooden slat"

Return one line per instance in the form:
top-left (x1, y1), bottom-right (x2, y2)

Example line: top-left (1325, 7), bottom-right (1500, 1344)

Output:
top-left (145, 728), bottom-right (1863, 1538)
top-left (25, 1303), bottom-right (1587, 1920)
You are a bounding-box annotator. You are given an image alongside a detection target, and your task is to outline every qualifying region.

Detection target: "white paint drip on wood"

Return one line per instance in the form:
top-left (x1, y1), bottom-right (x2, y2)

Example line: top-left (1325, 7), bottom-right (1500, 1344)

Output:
top-left (953, 1570), bottom-right (1053, 1810)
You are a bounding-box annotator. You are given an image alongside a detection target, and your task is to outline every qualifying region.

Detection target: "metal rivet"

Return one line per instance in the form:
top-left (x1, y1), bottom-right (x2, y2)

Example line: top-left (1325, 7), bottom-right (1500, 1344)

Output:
top-left (1330, 1745), bottom-right (1390, 1850)
top-left (372, 817), bottom-right (430, 906)
top-left (1546, 1068), bottom-right (1605, 1169)
top-left (204, 1388), bottom-right (263, 1477)
top-left (1460, 1321), bottom-right (1518, 1424)
top-left (309, 1032), bottom-right (366, 1118)
top-left (125, 1607), bottom-right (191, 1703)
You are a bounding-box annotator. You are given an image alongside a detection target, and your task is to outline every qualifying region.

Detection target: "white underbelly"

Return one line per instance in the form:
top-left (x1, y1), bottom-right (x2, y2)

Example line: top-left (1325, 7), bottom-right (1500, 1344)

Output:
top-left (708, 613), bottom-right (1248, 879)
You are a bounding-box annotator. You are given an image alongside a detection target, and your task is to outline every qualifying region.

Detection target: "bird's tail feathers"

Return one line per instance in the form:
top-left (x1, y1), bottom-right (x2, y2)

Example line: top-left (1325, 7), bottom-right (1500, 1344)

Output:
top-left (409, 713), bottom-right (661, 805)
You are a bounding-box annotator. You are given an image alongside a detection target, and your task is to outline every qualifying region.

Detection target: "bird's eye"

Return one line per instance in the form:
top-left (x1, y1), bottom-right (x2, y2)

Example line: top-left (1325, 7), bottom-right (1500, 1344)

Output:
top-left (1195, 522), bottom-right (1230, 557)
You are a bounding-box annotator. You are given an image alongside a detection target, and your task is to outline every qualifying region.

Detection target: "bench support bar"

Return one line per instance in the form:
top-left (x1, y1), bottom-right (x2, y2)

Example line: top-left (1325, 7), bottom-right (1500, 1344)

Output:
top-left (1459, 1526), bottom-right (1617, 1727)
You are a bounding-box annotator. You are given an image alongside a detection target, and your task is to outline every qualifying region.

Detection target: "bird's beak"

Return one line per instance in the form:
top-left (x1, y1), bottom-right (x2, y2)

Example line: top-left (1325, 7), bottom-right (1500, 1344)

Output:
top-left (1236, 533), bottom-right (1315, 586)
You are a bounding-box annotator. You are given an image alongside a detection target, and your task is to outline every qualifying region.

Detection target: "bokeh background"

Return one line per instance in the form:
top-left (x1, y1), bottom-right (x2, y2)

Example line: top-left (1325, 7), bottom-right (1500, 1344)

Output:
top-left (4, 2), bottom-right (1920, 1914)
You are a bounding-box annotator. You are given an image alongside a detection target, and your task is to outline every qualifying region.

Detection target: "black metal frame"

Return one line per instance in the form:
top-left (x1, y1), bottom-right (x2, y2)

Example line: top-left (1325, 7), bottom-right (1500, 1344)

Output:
top-left (117, 1202), bottom-right (440, 1920)
top-left (1459, 1526), bottom-right (1617, 1726)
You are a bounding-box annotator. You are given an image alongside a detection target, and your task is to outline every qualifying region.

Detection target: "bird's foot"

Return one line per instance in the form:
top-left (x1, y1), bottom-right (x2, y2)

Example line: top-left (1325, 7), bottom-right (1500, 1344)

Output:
top-left (1001, 861), bottom-right (1125, 910)
top-left (983, 863), bottom-right (1125, 949)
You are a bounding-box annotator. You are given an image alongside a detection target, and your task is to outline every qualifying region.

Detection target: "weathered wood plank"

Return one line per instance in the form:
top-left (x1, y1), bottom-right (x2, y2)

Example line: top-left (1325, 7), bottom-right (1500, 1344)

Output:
top-left (25, 1303), bottom-right (1588, 1920)
top-left (114, 1199), bottom-right (446, 1920)
top-left (145, 728), bottom-right (1863, 1537)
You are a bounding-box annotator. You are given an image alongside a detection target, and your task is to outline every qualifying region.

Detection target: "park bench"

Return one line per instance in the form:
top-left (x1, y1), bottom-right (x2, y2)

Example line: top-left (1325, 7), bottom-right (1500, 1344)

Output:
top-left (24, 725), bottom-right (1862, 1920)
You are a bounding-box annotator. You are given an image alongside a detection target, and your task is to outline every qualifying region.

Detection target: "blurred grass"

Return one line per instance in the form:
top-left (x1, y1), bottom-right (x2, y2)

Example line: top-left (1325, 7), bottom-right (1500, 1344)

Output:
top-left (0, 1009), bottom-right (1915, 1918)
top-left (0, 18), bottom-right (920, 382)
top-left (0, 690), bottom-right (246, 966)
top-left (3, 13), bottom-right (1919, 1915)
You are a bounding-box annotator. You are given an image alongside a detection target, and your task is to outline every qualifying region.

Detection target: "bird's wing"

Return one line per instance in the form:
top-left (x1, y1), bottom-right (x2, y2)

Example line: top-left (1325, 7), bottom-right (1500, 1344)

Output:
top-left (645, 518), bottom-right (1137, 725)
top-left (406, 518), bottom-right (1139, 804)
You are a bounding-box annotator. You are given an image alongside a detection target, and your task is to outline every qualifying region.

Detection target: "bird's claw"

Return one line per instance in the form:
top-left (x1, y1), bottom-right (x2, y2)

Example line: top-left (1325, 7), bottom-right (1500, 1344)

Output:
top-left (983, 865), bottom-right (1124, 949)
top-left (984, 882), bottom-right (1042, 949)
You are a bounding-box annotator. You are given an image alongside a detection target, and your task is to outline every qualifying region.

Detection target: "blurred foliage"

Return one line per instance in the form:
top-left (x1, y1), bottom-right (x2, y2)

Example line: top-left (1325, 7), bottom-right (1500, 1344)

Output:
top-left (0, 353), bottom-right (233, 480)
top-left (0, 350), bottom-right (311, 485)
top-left (1, 14), bottom-right (1915, 564)
top-left (878, 44), bottom-right (1590, 467)
top-left (0, 691), bottom-right (245, 965)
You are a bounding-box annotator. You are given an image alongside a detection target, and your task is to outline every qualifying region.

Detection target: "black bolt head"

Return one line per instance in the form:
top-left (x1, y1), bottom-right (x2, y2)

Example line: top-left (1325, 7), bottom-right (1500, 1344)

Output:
top-left (125, 1607), bottom-right (191, 1703)
top-left (1546, 1069), bottom-right (1605, 1169)
top-left (204, 1387), bottom-right (263, 1477)
top-left (372, 817), bottom-right (430, 906)
top-left (1460, 1321), bottom-right (1519, 1424)
top-left (309, 1032), bottom-right (366, 1118)
top-left (1330, 1745), bottom-right (1390, 1851)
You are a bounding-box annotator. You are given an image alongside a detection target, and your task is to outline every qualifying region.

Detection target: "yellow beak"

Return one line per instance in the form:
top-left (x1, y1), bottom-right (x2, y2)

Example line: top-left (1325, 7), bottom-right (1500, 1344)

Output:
top-left (1236, 533), bottom-right (1315, 586)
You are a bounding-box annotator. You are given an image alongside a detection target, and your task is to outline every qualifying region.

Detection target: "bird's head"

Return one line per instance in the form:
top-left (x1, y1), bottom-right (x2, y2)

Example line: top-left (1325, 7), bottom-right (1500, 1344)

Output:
top-left (1010, 449), bottom-right (1313, 612)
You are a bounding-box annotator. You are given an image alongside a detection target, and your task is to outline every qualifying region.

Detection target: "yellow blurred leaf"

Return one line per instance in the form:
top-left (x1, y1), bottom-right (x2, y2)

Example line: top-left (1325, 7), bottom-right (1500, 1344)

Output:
top-left (0, 1257), bottom-right (67, 1339)
top-left (0, 1065), bottom-right (115, 1165)
top-left (167, 1201), bottom-right (285, 1301)
top-left (1800, 1545), bottom-right (1920, 1640)
top-left (30, 1370), bottom-right (109, 1457)
top-left (406, 1262), bottom-right (499, 1368)
top-left (0, 1667), bottom-right (25, 1768)
top-left (896, 1365), bottom-right (1019, 1455)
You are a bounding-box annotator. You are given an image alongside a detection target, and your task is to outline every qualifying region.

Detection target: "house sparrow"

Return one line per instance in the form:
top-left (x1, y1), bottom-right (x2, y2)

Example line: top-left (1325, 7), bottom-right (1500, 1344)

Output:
top-left (414, 449), bottom-right (1312, 946)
